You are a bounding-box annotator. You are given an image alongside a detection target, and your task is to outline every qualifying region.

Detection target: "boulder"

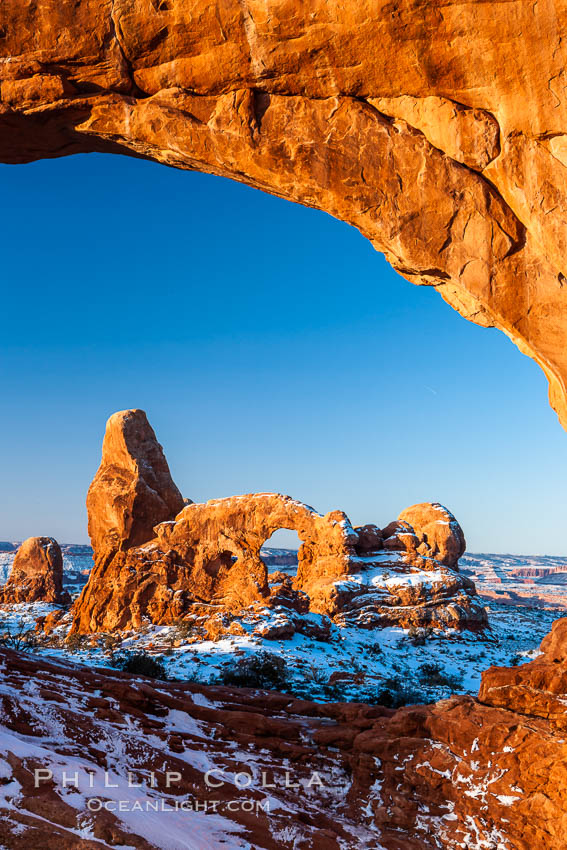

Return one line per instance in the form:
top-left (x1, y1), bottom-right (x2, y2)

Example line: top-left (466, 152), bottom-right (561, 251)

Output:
top-left (353, 524), bottom-right (383, 553)
top-left (398, 502), bottom-right (466, 568)
top-left (0, 537), bottom-right (70, 605)
top-left (479, 616), bottom-right (567, 730)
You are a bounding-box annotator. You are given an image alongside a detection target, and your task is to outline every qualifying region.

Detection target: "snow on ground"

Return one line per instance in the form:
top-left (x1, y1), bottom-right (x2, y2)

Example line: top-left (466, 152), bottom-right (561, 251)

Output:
top-left (0, 599), bottom-right (561, 706)
top-left (0, 550), bottom-right (565, 705)
top-left (0, 654), bottom-right (271, 850)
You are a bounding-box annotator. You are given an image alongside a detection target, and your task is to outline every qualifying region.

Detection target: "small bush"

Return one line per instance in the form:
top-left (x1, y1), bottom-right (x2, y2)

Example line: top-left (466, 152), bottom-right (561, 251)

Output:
top-left (112, 651), bottom-right (168, 680)
top-left (366, 642), bottom-right (384, 658)
top-left (371, 676), bottom-right (428, 708)
top-left (509, 654), bottom-right (523, 667)
top-left (173, 620), bottom-right (193, 641)
top-left (419, 662), bottom-right (463, 690)
top-left (65, 633), bottom-right (88, 652)
top-left (0, 619), bottom-right (38, 652)
top-left (321, 682), bottom-right (344, 701)
top-left (100, 633), bottom-right (122, 655)
top-left (215, 651), bottom-right (290, 691)
top-left (407, 626), bottom-right (434, 646)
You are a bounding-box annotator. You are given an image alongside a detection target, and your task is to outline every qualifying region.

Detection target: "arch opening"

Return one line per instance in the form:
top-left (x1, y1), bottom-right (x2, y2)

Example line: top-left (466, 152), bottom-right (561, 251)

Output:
top-left (261, 528), bottom-right (301, 578)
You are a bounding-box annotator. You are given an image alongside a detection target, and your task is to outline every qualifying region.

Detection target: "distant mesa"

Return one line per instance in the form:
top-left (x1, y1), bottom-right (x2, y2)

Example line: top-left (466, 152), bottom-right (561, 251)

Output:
top-left (70, 410), bottom-right (487, 636)
top-left (0, 537), bottom-right (71, 605)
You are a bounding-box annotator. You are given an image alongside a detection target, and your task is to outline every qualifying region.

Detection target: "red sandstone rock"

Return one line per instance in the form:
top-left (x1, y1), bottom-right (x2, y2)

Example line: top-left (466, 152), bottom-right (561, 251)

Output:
top-left (86, 409), bottom-right (185, 567)
top-left (0, 640), bottom-right (566, 849)
top-left (353, 524), bottom-right (383, 553)
top-left (0, 1), bottom-right (567, 429)
top-left (0, 537), bottom-right (69, 605)
top-left (35, 608), bottom-right (67, 634)
top-left (73, 412), bottom-right (485, 634)
top-left (73, 492), bottom-right (358, 632)
top-left (479, 616), bottom-right (567, 731)
top-left (398, 502), bottom-right (466, 568)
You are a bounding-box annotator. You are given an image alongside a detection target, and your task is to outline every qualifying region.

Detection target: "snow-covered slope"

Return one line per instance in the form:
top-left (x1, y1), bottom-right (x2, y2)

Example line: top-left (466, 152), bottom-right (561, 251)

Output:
top-left (0, 599), bottom-right (561, 707)
top-left (0, 551), bottom-right (565, 705)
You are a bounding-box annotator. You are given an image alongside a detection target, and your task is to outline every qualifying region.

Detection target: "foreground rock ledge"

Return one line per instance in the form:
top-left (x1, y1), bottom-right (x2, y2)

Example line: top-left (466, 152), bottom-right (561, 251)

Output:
top-left (1, 1), bottom-right (567, 426)
top-left (0, 619), bottom-right (566, 849)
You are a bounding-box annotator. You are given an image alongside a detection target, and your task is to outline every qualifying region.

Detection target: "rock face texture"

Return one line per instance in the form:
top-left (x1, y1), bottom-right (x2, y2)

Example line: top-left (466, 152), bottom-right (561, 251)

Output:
top-left (1, 626), bottom-right (567, 849)
top-left (73, 413), bottom-right (486, 633)
top-left (397, 502), bottom-right (466, 568)
top-left (1, 1), bottom-right (567, 426)
top-left (86, 409), bottom-right (185, 569)
top-left (480, 616), bottom-right (567, 731)
top-left (0, 537), bottom-right (69, 605)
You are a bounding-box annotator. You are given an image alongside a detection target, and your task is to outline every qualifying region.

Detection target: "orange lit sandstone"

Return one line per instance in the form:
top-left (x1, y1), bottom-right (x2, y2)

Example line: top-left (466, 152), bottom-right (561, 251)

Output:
top-left (0, 2), bottom-right (566, 425)
top-left (0, 537), bottom-right (69, 605)
top-left (72, 410), bottom-right (486, 633)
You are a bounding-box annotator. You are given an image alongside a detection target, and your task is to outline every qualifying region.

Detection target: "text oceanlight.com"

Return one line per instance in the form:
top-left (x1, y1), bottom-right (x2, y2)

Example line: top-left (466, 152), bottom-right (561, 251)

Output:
top-left (87, 798), bottom-right (272, 813)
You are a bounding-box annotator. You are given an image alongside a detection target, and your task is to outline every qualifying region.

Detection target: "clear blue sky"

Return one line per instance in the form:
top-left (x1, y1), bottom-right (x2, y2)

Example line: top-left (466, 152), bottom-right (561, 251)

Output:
top-left (0, 153), bottom-right (565, 553)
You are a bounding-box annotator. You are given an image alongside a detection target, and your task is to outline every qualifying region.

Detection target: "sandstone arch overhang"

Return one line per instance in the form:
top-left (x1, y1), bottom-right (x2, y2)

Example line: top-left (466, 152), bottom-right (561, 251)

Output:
top-left (2, 1), bottom-right (567, 427)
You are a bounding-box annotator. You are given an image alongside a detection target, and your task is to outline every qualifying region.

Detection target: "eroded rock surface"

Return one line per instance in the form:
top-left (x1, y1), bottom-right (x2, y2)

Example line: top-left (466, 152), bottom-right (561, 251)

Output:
top-left (86, 409), bottom-right (185, 568)
top-left (0, 537), bottom-right (69, 605)
top-left (397, 502), bottom-right (466, 569)
top-left (1, 1), bottom-right (567, 426)
top-left (0, 625), bottom-right (566, 849)
top-left (73, 413), bottom-right (486, 634)
top-left (480, 616), bottom-right (567, 731)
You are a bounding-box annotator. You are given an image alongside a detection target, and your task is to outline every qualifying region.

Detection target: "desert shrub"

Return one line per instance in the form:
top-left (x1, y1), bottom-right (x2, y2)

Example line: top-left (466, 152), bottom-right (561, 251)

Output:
top-left (371, 676), bottom-right (428, 708)
top-left (43, 633), bottom-right (65, 649)
top-left (99, 633), bottom-right (122, 655)
top-left (0, 619), bottom-right (38, 652)
top-left (366, 642), bottom-right (384, 658)
top-left (407, 626), bottom-right (434, 646)
top-left (305, 664), bottom-right (328, 686)
top-left (173, 620), bottom-right (193, 641)
top-left (418, 662), bottom-right (463, 690)
top-left (112, 650), bottom-right (168, 680)
top-left (321, 682), bottom-right (344, 700)
top-left (509, 654), bottom-right (523, 667)
top-left (65, 633), bottom-right (88, 652)
top-left (215, 651), bottom-right (290, 691)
